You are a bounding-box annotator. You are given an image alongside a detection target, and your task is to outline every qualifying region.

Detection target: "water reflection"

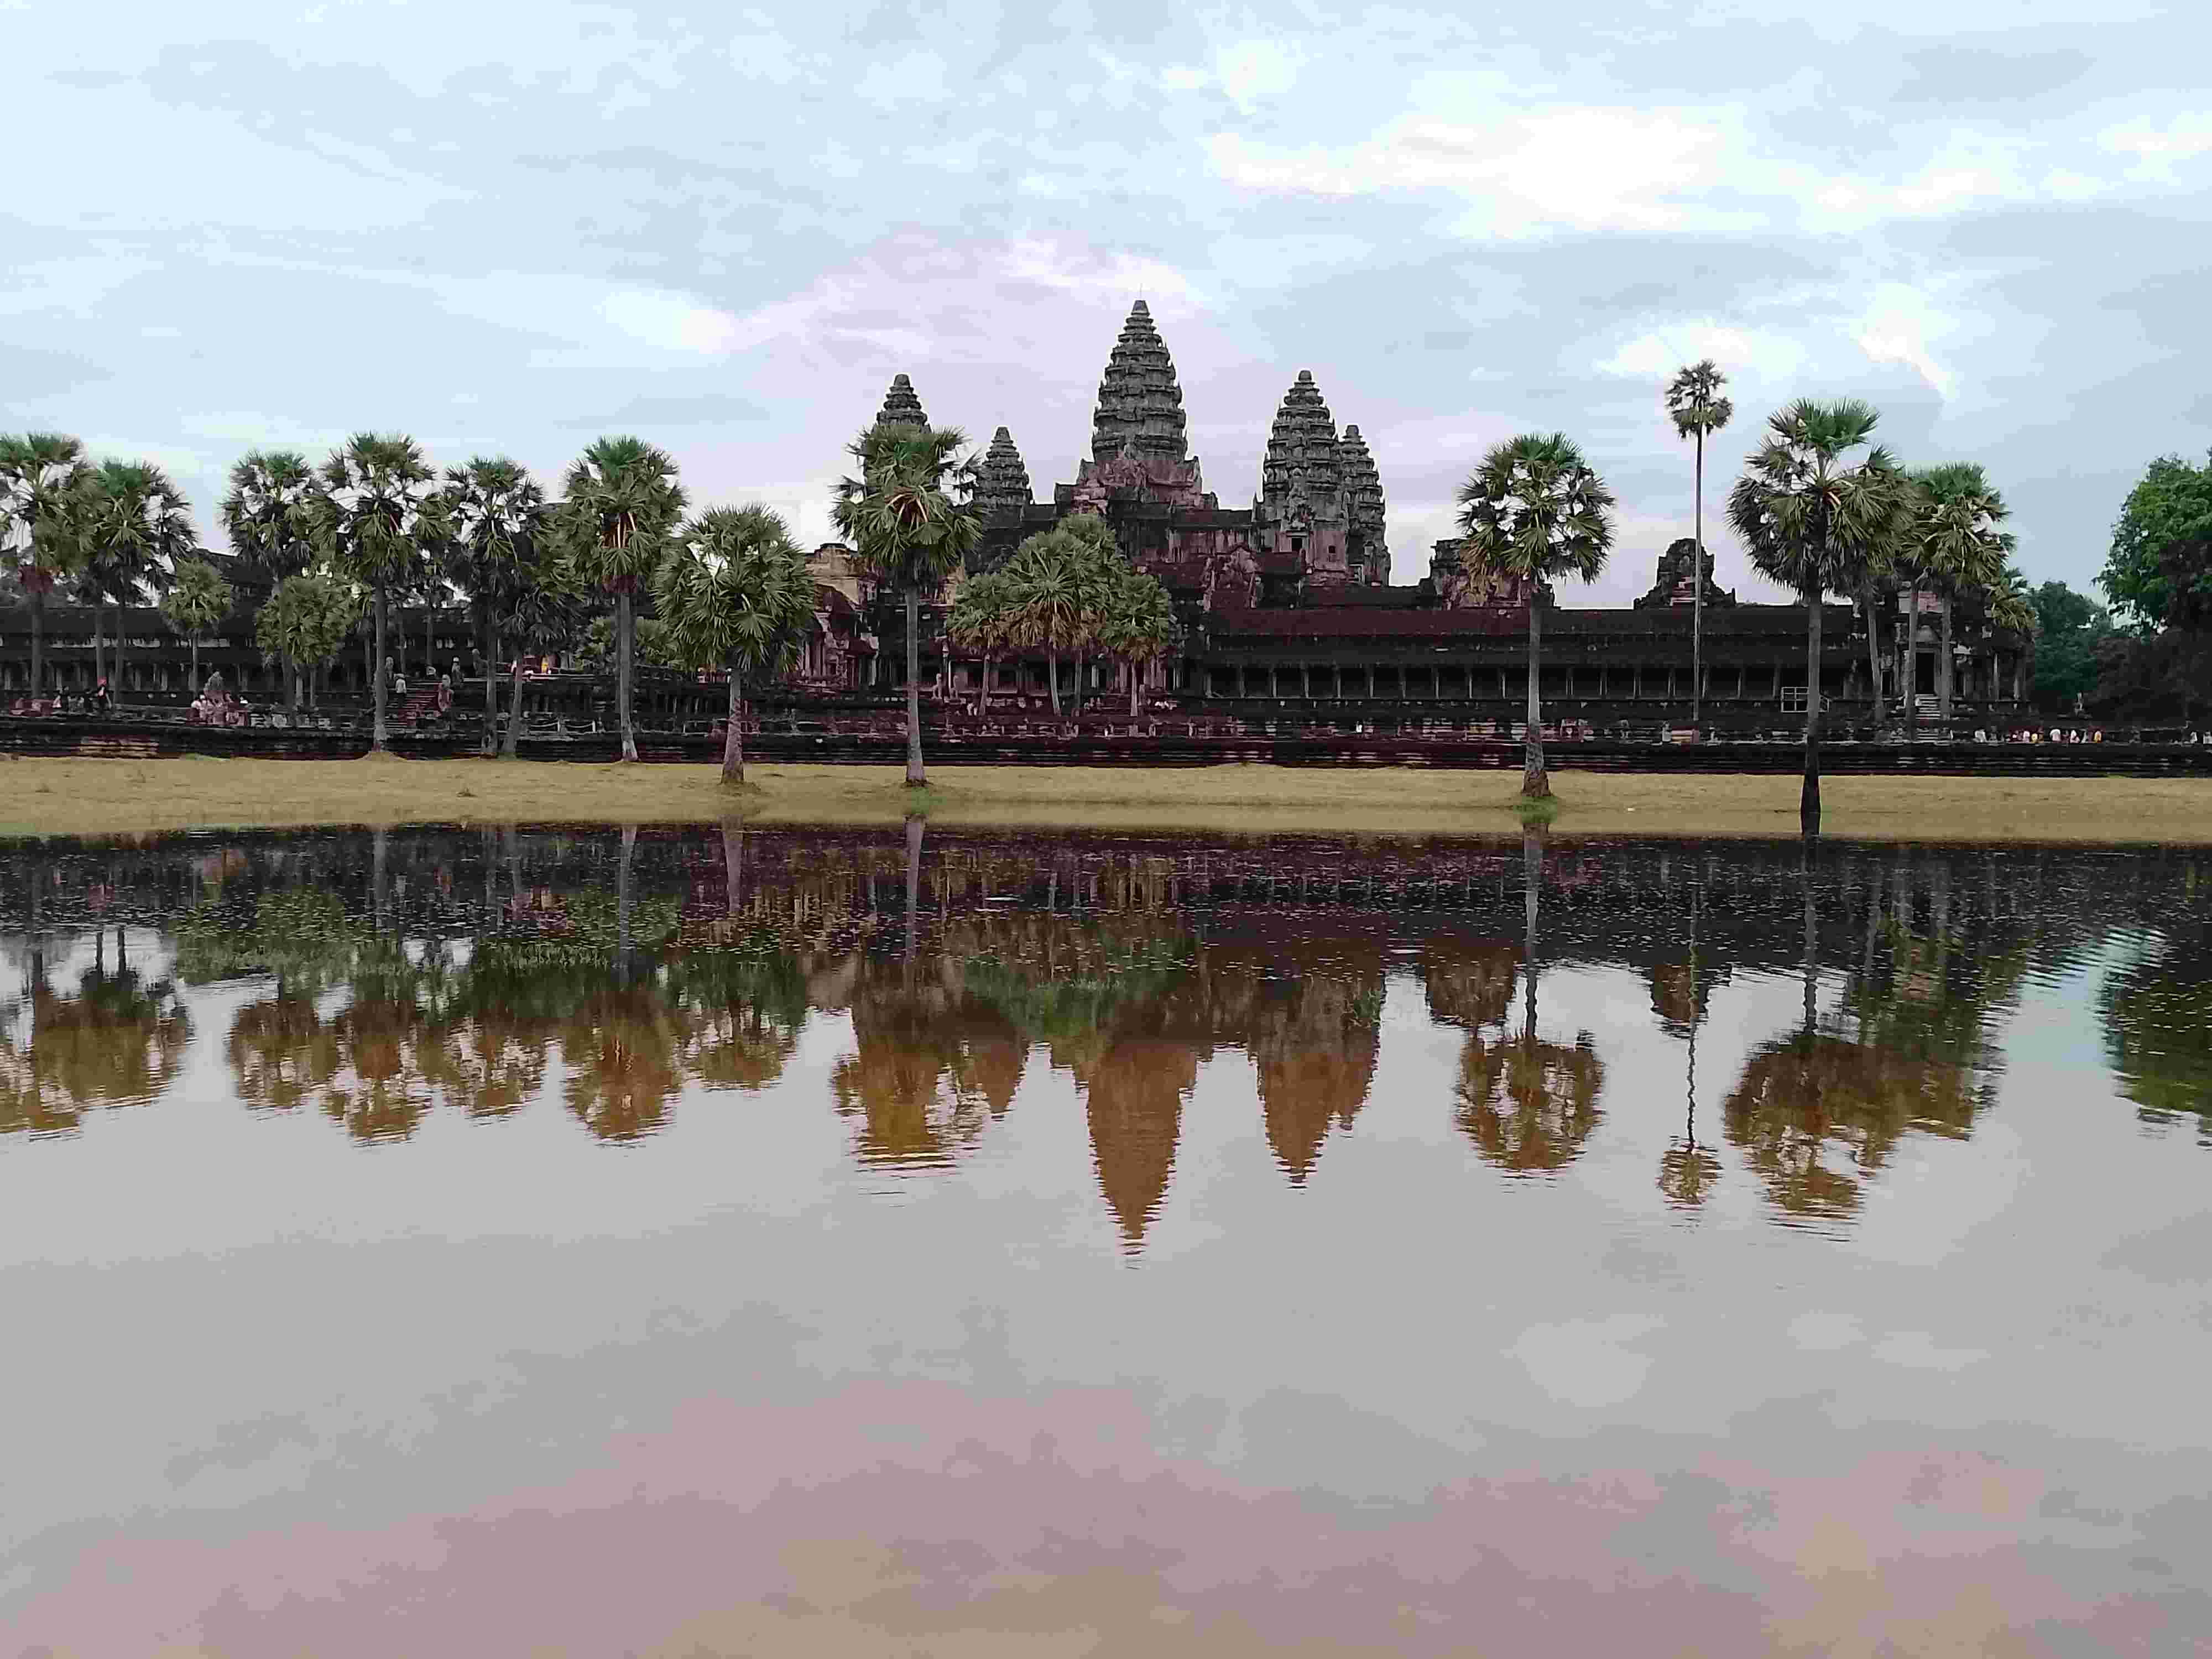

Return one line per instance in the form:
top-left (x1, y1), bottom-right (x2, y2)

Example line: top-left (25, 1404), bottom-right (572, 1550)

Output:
top-left (3, 827), bottom-right (2206, 1235)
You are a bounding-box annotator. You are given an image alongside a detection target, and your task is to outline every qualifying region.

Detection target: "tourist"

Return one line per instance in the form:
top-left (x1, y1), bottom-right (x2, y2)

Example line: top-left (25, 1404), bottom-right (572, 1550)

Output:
top-left (91, 678), bottom-right (112, 714)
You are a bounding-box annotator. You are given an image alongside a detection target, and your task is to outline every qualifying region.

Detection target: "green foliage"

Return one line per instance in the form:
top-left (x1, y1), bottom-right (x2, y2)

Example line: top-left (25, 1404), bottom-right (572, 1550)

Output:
top-left (219, 451), bottom-right (318, 585)
top-left (998, 515), bottom-right (1127, 656)
top-left (653, 504), bottom-right (816, 682)
top-left (1725, 400), bottom-right (1914, 600)
top-left (2028, 579), bottom-right (2109, 709)
top-left (1911, 462), bottom-right (2013, 600)
top-left (2099, 449), bottom-right (2212, 632)
top-left (0, 432), bottom-right (96, 595)
top-left (554, 436), bottom-right (687, 592)
top-left (256, 571), bottom-right (361, 679)
top-left (439, 456), bottom-right (548, 617)
top-left (83, 458), bottom-right (196, 607)
top-left (1455, 432), bottom-right (1616, 586)
top-left (161, 557), bottom-right (234, 639)
top-left (1664, 359), bottom-right (1733, 441)
top-left (312, 433), bottom-right (443, 594)
top-left (830, 421), bottom-right (980, 598)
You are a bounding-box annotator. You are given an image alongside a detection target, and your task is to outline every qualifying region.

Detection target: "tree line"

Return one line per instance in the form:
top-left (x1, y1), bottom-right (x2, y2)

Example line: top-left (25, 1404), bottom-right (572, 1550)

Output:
top-left (1459, 367), bottom-right (2036, 829)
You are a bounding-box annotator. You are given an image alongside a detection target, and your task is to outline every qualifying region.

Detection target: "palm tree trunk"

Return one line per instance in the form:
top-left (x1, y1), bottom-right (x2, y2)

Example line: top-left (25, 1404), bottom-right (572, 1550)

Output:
top-left (372, 587), bottom-right (390, 751)
top-left (1802, 582), bottom-right (1823, 833)
top-left (1692, 431), bottom-right (1703, 729)
top-left (722, 664), bottom-right (746, 787)
top-left (1864, 586), bottom-right (1884, 723)
top-left (504, 655), bottom-right (527, 758)
top-left (1130, 658), bottom-right (1142, 718)
top-left (481, 606), bottom-right (498, 754)
top-left (114, 600), bottom-right (129, 702)
top-left (91, 608), bottom-right (104, 690)
top-left (902, 589), bottom-right (925, 787)
top-left (1903, 581), bottom-right (1922, 722)
top-left (189, 635), bottom-right (200, 695)
top-left (1047, 646), bottom-right (1061, 717)
top-left (29, 585), bottom-right (44, 698)
top-left (1523, 595), bottom-right (1548, 799)
top-left (615, 587), bottom-right (638, 761)
top-left (978, 651), bottom-right (992, 714)
top-left (1939, 592), bottom-right (1955, 724)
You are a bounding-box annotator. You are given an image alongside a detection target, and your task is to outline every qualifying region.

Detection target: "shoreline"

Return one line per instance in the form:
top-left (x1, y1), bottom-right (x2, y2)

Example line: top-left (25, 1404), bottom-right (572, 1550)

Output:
top-left (4, 755), bottom-right (2210, 842)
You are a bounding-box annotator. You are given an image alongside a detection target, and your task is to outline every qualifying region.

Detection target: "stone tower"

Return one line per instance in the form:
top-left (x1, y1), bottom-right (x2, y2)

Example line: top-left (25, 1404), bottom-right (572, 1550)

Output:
top-left (1336, 424), bottom-right (1389, 586)
top-left (1256, 370), bottom-right (1352, 587)
top-left (875, 372), bottom-right (928, 429)
top-left (1066, 301), bottom-right (1213, 510)
top-left (975, 426), bottom-right (1034, 522)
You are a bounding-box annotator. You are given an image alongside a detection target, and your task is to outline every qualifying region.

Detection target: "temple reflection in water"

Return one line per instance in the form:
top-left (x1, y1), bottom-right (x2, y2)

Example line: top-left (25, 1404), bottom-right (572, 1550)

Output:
top-left (3, 824), bottom-right (2205, 1246)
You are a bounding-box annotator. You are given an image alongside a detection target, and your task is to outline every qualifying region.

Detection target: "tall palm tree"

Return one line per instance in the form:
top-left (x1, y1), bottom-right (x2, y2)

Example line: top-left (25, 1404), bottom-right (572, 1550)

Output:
top-left (84, 459), bottom-right (195, 700)
top-left (160, 557), bottom-right (233, 692)
top-left (1456, 433), bottom-right (1616, 799)
top-left (439, 457), bottom-right (549, 753)
top-left (1912, 463), bottom-right (2014, 724)
top-left (314, 433), bottom-right (444, 752)
top-left (1665, 361), bottom-right (1733, 728)
top-left (556, 436), bottom-right (686, 763)
top-left (832, 422), bottom-right (980, 784)
top-left (1727, 400), bottom-right (1916, 832)
top-left (653, 503), bottom-right (817, 787)
top-left (1000, 516), bottom-right (1121, 716)
top-left (0, 433), bottom-right (95, 698)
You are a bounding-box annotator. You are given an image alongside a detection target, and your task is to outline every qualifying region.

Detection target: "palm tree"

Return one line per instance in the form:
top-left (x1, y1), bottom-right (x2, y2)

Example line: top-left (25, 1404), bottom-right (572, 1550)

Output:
top-left (1456, 434), bottom-right (1616, 799)
top-left (1001, 515), bottom-right (1123, 716)
top-left (313, 433), bottom-right (444, 751)
top-left (1100, 565), bottom-right (1178, 716)
top-left (1727, 400), bottom-right (1915, 832)
top-left (832, 422), bottom-right (980, 785)
top-left (254, 571), bottom-right (357, 710)
top-left (160, 557), bottom-right (233, 691)
top-left (1912, 463), bottom-right (2014, 724)
top-left (0, 433), bottom-right (95, 698)
top-left (1665, 361), bottom-right (1733, 728)
top-left (219, 451), bottom-right (319, 587)
top-left (947, 567), bottom-right (1016, 713)
top-left (85, 460), bottom-right (196, 699)
top-left (653, 503), bottom-right (817, 787)
top-left (555, 436), bottom-right (686, 763)
top-left (439, 457), bottom-right (548, 753)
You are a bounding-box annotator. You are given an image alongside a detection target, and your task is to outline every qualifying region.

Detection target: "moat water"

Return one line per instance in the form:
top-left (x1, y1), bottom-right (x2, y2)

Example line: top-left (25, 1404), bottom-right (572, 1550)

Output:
top-left (2, 825), bottom-right (2207, 1655)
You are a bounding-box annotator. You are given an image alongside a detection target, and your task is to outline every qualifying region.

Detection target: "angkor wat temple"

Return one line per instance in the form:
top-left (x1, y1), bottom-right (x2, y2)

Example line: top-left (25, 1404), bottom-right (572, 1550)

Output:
top-left (0, 299), bottom-right (2031, 729)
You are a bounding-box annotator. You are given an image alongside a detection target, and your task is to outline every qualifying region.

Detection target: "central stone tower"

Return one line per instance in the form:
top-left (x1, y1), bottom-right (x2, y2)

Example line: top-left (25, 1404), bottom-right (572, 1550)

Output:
top-left (1063, 300), bottom-right (1217, 512)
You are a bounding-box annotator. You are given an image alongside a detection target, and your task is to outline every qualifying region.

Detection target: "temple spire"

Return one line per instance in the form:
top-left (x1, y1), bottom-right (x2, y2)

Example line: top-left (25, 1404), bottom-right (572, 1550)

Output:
top-left (1091, 300), bottom-right (1188, 465)
top-left (975, 426), bottom-right (1034, 520)
top-left (1260, 369), bottom-right (1343, 510)
top-left (875, 372), bottom-right (928, 430)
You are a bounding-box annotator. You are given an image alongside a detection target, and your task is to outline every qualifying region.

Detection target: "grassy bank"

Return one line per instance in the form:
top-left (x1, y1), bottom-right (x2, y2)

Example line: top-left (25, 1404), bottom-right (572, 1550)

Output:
top-left (3, 754), bottom-right (2209, 842)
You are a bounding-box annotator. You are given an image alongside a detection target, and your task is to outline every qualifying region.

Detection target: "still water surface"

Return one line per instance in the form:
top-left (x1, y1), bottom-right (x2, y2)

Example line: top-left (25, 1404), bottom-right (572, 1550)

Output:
top-left (2, 825), bottom-right (2208, 1656)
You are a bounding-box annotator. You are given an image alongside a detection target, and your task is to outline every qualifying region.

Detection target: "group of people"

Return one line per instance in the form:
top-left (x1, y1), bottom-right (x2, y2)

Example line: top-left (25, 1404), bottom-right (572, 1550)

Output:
top-left (189, 674), bottom-right (251, 727)
top-left (8, 680), bottom-right (113, 718)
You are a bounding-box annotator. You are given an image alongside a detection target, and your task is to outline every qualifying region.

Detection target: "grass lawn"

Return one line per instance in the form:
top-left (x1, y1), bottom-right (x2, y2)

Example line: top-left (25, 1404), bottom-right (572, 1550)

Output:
top-left (2, 754), bottom-right (2208, 842)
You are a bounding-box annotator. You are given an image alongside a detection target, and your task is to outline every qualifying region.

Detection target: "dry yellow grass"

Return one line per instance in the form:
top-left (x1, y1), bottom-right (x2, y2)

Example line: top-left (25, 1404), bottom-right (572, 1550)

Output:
top-left (2, 753), bottom-right (2208, 842)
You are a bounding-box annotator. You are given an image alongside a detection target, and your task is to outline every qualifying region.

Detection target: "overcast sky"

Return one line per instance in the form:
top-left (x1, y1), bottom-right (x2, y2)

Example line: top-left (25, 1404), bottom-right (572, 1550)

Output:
top-left (9, 0), bottom-right (2208, 606)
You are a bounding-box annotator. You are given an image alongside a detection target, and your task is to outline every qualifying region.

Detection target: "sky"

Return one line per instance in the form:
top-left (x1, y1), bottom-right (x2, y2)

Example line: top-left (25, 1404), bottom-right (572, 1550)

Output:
top-left (7, 0), bottom-right (2209, 607)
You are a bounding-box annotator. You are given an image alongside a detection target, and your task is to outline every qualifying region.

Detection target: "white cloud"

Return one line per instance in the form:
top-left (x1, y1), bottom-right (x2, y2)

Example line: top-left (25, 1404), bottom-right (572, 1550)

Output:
top-left (853, 49), bottom-right (951, 107)
top-left (1853, 285), bottom-right (1963, 401)
top-left (599, 290), bottom-right (749, 356)
top-left (1600, 325), bottom-right (1808, 386)
top-left (1216, 40), bottom-right (1304, 113)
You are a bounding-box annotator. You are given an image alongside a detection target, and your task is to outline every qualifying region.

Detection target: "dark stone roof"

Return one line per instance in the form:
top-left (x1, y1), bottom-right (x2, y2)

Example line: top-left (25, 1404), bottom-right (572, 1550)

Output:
top-left (1208, 602), bottom-right (1854, 640)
